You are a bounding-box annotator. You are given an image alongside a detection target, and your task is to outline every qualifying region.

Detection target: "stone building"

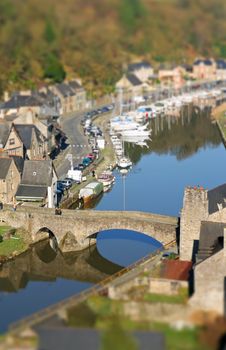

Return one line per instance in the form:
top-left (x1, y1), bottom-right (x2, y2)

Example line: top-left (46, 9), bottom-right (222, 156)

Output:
top-left (0, 157), bottom-right (21, 203)
top-left (192, 58), bottom-right (216, 81)
top-left (127, 61), bottom-right (154, 82)
top-left (4, 123), bottom-right (47, 160)
top-left (180, 184), bottom-right (226, 315)
top-left (15, 159), bottom-right (57, 208)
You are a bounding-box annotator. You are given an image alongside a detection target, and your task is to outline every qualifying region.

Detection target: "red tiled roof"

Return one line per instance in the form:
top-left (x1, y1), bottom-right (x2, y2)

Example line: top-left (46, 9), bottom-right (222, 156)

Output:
top-left (162, 260), bottom-right (192, 281)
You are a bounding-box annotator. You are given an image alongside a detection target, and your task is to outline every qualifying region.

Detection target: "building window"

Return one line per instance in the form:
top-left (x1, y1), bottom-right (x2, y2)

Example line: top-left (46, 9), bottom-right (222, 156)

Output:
top-left (33, 171), bottom-right (37, 176)
top-left (9, 138), bottom-right (15, 145)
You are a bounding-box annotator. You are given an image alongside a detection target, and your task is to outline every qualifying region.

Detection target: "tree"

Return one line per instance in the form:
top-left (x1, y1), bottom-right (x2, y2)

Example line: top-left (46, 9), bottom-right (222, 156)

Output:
top-left (43, 53), bottom-right (66, 83)
top-left (100, 316), bottom-right (138, 350)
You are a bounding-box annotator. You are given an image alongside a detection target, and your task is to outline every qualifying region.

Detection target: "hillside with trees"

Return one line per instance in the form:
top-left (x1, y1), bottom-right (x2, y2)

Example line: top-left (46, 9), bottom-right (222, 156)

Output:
top-left (0, 0), bottom-right (226, 96)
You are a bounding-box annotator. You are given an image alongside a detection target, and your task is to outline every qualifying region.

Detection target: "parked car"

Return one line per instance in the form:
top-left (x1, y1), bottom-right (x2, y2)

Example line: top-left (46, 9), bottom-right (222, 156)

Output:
top-left (58, 179), bottom-right (72, 189)
top-left (78, 163), bottom-right (85, 170)
top-left (101, 106), bottom-right (110, 113)
top-left (82, 157), bottom-right (92, 167)
top-left (161, 252), bottom-right (178, 260)
top-left (56, 182), bottom-right (65, 193)
top-left (85, 153), bottom-right (96, 161)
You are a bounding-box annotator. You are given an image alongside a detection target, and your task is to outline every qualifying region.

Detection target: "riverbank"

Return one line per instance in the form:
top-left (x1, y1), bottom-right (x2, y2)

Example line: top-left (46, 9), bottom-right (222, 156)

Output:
top-left (60, 111), bottom-right (117, 209)
top-left (211, 102), bottom-right (226, 147)
top-left (0, 225), bottom-right (30, 264)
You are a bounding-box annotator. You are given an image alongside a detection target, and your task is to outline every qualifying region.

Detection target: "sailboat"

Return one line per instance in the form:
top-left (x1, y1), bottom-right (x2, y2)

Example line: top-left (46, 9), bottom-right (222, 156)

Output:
top-left (117, 138), bottom-right (132, 169)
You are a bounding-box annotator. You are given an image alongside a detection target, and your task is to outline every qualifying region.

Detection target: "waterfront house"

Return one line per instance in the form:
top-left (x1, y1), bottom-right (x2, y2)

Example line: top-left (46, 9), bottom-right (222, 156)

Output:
top-left (115, 73), bottom-right (149, 99)
top-left (0, 157), bottom-right (21, 204)
top-left (4, 123), bottom-right (47, 160)
top-left (127, 61), bottom-right (154, 82)
top-left (158, 64), bottom-right (185, 89)
top-left (192, 58), bottom-right (216, 81)
top-left (216, 59), bottom-right (226, 81)
top-left (15, 159), bottom-right (57, 208)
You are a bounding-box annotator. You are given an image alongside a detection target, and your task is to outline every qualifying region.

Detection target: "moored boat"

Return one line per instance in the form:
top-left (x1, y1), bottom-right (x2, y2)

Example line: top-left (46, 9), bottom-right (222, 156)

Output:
top-left (117, 156), bottom-right (132, 169)
top-left (79, 181), bottom-right (103, 204)
top-left (97, 172), bottom-right (115, 187)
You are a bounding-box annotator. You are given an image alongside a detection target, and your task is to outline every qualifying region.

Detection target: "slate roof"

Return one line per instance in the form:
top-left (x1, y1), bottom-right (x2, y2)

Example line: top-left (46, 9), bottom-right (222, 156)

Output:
top-left (9, 156), bottom-right (24, 174)
top-left (193, 59), bottom-right (213, 66)
top-left (0, 123), bottom-right (9, 146)
top-left (128, 61), bottom-right (152, 71)
top-left (198, 221), bottom-right (225, 251)
top-left (0, 158), bottom-right (12, 179)
top-left (208, 183), bottom-right (226, 214)
top-left (12, 124), bottom-right (45, 149)
top-left (216, 59), bottom-right (226, 69)
top-left (68, 80), bottom-right (83, 90)
top-left (126, 74), bottom-right (142, 86)
top-left (21, 160), bottom-right (54, 187)
top-left (0, 95), bottom-right (42, 110)
top-left (55, 83), bottom-right (75, 97)
top-left (16, 185), bottom-right (47, 199)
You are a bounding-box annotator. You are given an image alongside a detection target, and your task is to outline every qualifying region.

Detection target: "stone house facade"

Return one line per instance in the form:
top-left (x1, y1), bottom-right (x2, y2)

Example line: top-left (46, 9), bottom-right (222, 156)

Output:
top-left (192, 58), bottom-right (216, 81)
top-left (16, 160), bottom-right (58, 208)
top-left (0, 158), bottom-right (21, 203)
top-left (127, 61), bottom-right (154, 83)
top-left (180, 184), bottom-right (226, 315)
top-left (4, 124), bottom-right (47, 160)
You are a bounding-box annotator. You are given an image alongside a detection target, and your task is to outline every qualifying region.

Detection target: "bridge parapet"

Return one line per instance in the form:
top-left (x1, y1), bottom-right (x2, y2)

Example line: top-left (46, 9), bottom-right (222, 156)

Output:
top-left (0, 207), bottom-right (178, 252)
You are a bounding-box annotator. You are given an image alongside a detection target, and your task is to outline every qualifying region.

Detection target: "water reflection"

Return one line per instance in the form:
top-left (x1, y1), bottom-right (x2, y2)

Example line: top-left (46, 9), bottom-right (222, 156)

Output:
top-left (97, 229), bottom-right (163, 267)
top-left (95, 110), bottom-right (226, 215)
top-left (125, 109), bottom-right (221, 164)
top-left (0, 240), bottom-right (123, 293)
top-left (0, 239), bottom-right (123, 332)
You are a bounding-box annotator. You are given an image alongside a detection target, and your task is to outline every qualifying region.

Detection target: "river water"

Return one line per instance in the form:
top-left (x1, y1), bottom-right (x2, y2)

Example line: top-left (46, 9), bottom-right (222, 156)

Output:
top-left (0, 110), bottom-right (225, 332)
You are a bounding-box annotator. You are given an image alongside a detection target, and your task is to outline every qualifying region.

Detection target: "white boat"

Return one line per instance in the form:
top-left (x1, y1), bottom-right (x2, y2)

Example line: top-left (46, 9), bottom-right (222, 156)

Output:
top-left (97, 172), bottom-right (115, 187)
top-left (120, 129), bottom-right (150, 138)
top-left (117, 156), bottom-right (132, 169)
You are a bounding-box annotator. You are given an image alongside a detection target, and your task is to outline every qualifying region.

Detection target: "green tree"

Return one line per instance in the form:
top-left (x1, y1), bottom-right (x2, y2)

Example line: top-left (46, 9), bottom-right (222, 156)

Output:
top-left (120, 0), bottom-right (146, 33)
top-left (43, 53), bottom-right (66, 83)
top-left (44, 19), bottom-right (56, 44)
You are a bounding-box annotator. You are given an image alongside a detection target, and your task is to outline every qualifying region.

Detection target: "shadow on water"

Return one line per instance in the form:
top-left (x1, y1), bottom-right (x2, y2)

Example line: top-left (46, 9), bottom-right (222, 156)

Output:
top-left (0, 238), bottom-right (124, 293)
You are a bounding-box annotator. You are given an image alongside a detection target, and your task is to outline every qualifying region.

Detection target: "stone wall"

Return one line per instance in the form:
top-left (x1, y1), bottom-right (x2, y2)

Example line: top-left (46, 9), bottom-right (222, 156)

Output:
top-left (122, 301), bottom-right (190, 324)
top-left (190, 249), bottom-right (226, 315)
top-left (149, 278), bottom-right (188, 295)
top-left (180, 187), bottom-right (209, 261)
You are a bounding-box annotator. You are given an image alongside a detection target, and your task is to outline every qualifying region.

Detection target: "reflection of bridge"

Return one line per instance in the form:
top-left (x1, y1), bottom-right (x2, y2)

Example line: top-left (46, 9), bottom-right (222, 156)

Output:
top-left (0, 207), bottom-right (178, 252)
top-left (0, 241), bottom-right (122, 293)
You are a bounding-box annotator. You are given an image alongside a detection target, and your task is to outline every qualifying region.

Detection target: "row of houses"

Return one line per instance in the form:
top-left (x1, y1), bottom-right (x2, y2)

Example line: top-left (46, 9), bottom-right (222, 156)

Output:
top-left (0, 79), bottom-right (88, 208)
top-left (0, 79), bottom-right (87, 119)
top-left (116, 58), bottom-right (226, 95)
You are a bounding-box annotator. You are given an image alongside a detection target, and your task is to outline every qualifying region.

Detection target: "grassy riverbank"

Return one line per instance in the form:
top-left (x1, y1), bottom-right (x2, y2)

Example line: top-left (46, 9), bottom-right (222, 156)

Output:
top-left (66, 295), bottom-right (208, 350)
top-left (0, 225), bottom-right (28, 258)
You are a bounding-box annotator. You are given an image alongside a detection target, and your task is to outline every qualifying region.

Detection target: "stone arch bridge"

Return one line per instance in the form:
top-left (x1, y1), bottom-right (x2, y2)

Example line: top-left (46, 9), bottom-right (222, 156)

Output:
top-left (0, 207), bottom-right (178, 252)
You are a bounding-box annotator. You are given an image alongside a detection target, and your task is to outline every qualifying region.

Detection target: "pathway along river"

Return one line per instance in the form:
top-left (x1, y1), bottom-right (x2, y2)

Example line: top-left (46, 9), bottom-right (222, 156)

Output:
top-left (1, 109), bottom-right (226, 332)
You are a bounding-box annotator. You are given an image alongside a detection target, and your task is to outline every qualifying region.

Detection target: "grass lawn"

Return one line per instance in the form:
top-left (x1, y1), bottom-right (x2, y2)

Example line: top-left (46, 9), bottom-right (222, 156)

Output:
top-left (0, 225), bottom-right (27, 257)
top-left (66, 296), bottom-right (208, 350)
top-left (144, 289), bottom-right (188, 304)
top-left (151, 322), bottom-right (208, 350)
